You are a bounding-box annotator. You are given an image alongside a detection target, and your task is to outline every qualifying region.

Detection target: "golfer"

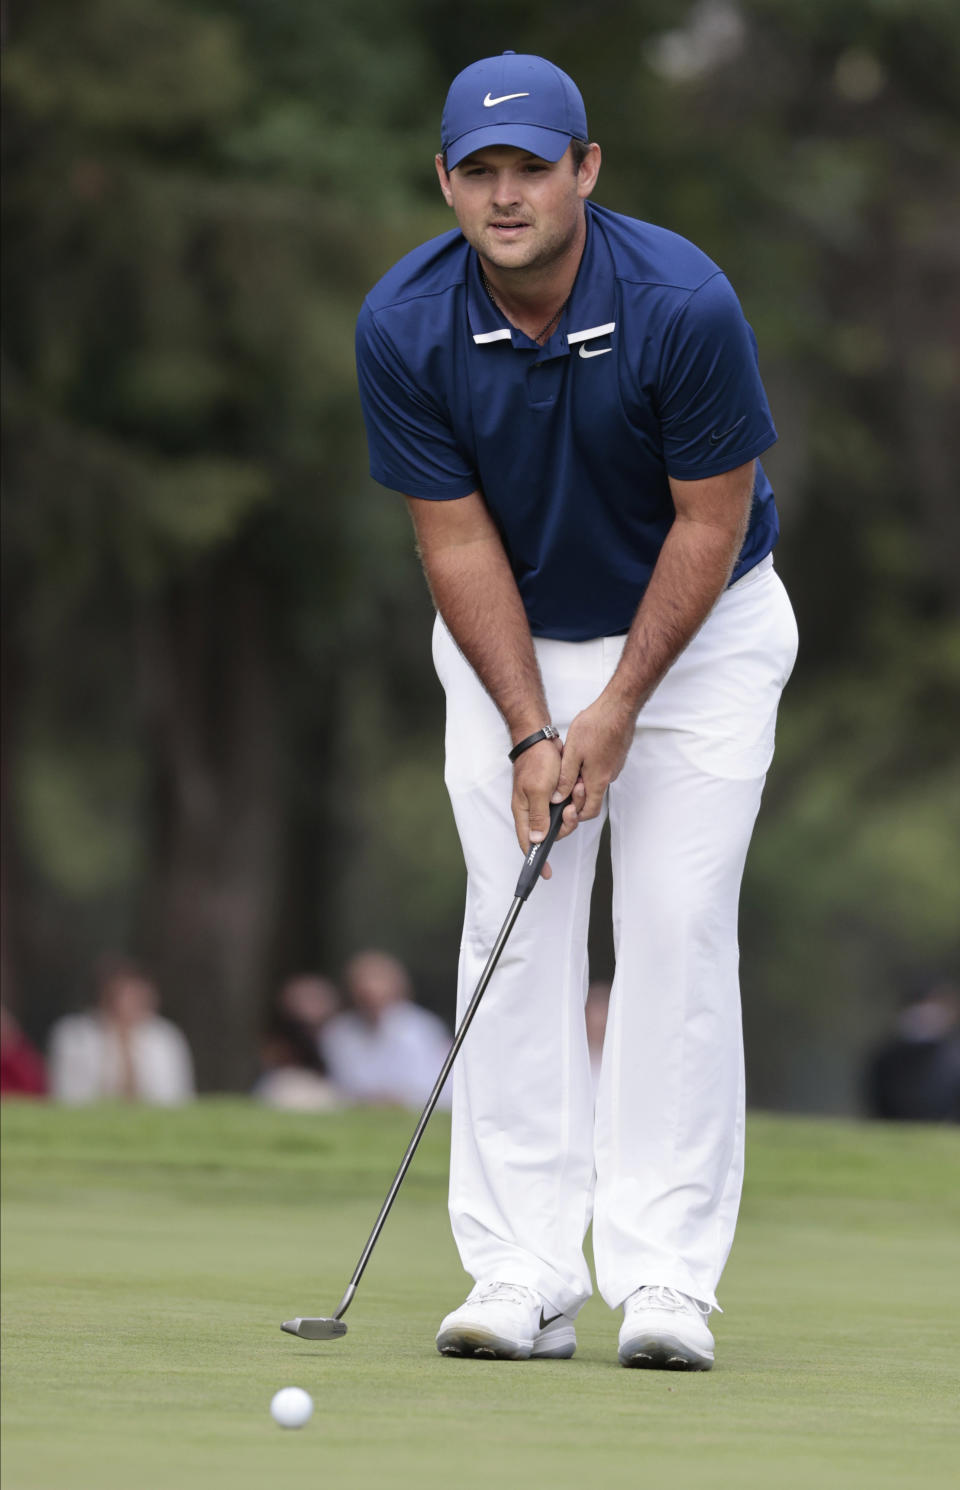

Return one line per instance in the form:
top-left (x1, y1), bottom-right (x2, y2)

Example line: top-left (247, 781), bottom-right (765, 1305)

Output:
top-left (356, 52), bottom-right (798, 1369)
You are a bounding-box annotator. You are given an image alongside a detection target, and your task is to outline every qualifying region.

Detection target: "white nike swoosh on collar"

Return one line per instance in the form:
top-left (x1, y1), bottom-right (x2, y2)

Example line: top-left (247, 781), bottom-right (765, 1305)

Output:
top-left (568, 322), bottom-right (616, 358)
top-left (483, 91), bottom-right (531, 107)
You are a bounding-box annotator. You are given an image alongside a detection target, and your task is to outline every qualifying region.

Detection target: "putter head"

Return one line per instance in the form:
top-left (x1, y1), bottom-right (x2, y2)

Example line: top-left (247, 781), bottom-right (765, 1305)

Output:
top-left (281, 1316), bottom-right (348, 1341)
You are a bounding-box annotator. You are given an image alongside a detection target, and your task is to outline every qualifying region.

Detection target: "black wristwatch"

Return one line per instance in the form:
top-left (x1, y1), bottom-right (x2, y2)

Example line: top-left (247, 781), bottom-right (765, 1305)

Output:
top-left (509, 725), bottom-right (560, 763)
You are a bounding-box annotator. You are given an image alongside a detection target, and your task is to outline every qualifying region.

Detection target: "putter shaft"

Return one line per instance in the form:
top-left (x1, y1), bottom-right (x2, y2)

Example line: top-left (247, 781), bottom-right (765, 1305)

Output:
top-left (282, 797), bottom-right (570, 1340)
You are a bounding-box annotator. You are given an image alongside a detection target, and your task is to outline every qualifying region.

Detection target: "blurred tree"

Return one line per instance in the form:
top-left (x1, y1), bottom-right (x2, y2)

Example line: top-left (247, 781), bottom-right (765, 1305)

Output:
top-left (2, 0), bottom-right (393, 1082)
top-left (3, 0), bottom-right (958, 1101)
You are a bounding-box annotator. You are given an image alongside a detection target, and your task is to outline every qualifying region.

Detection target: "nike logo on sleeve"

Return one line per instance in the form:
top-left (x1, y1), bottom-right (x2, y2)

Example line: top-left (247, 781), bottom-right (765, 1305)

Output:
top-left (709, 415), bottom-right (747, 443)
top-left (483, 91), bottom-right (531, 107)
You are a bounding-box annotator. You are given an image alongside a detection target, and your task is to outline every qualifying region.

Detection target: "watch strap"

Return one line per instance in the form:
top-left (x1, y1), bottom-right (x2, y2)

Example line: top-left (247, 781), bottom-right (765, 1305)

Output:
top-left (508, 725), bottom-right (560, 763)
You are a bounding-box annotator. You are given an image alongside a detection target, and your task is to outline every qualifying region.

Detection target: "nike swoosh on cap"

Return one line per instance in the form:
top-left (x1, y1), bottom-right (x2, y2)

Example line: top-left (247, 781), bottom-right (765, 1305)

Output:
top-left (709, 415), bottom-right (747, 443)
top-left (483, 91), bottom-right (531, 107)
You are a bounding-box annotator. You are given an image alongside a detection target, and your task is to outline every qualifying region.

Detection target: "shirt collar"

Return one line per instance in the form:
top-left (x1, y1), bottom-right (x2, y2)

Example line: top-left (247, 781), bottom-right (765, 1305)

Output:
top-left (466, 253), bottom-right (526, 348)
top-left (467, 204), bottom-right (618, 362)
top-left (562, 205), bottom-right (618, 355)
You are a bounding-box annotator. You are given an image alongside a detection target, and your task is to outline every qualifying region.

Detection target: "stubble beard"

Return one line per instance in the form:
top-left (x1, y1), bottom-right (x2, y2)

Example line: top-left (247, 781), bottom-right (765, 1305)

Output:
top-left (474, 209), bottom-right (583, 283)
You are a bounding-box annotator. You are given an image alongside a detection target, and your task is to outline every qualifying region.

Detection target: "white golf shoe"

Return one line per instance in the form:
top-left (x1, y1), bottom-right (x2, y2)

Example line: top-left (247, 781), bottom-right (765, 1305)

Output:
top-left (436, 1282), bottom-right (577, 1360)
top-left (618, 1285), bottom-right (715, 1370)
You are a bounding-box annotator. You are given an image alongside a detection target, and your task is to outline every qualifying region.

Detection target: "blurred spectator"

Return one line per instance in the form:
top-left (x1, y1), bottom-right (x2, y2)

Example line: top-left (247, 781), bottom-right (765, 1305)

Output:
top-left (276, 973), bottom-right (341, 1043)
top-left (585, 980), bottom-right (611, 1096)
top-left (321, 950), bottom-right (452, 1109)
top-left (1, 1004), bottom-right (47, 1098)
top-left (253, 1010), bottom-right (342, 1112)
top-left (865, 979), bottom-right (960, 1122)
top-left (47, 956), bottom-right (195, 1105)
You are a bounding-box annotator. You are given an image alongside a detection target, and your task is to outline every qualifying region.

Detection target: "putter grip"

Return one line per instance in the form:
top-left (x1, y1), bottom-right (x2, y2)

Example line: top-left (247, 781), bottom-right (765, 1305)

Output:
top-left (514, 795), bottom-right (573, 902)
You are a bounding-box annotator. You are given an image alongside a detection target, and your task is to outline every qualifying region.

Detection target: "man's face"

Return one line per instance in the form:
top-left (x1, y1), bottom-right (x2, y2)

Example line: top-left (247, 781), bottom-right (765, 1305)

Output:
top-left (345, 952), bottom-right (409, 1022)
top-left (101, 974), bottom-right (156, 1027)
top-left (435, 143), bottom-right (600, 275)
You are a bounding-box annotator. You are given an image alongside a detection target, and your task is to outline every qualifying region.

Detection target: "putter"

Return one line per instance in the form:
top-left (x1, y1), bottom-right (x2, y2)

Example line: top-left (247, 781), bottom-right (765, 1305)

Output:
top-left (282, 794), bottom-right (572, 1342)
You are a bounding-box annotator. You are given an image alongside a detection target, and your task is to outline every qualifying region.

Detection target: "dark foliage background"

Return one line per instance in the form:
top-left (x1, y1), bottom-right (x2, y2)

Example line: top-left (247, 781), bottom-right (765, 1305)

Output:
top-left (3, 0), bottom-right (958, 1104)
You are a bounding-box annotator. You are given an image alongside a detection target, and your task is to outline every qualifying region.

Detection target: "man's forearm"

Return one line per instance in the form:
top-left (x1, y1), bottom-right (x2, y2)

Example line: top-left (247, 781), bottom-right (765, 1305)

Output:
top-left (407, 492), bottom-right (574, 858)
top-left (419, 533), bottom-right (550, 744)
top-left (602, 458), bottom-right (756, 720)
top-left (550, 461), bottom-right (755, 819)
top-left (602, 513), bottom-right (744, 719)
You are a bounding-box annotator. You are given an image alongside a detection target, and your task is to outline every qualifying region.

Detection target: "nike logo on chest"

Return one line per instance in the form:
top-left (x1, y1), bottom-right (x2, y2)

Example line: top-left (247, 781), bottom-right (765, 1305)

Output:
top-left (567, 322), bottom-right (616, 359)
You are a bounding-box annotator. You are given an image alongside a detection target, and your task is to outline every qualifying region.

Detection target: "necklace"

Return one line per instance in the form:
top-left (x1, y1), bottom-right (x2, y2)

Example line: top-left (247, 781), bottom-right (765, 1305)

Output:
top-left (479, 266), bottom-right (570, 345)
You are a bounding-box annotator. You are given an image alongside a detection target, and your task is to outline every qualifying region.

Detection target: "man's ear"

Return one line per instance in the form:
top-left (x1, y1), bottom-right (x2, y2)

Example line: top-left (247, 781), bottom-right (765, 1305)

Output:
top-left (576, 143), bottom-right (602, 202)
top-left (435, 153), bottom-right (454, 208)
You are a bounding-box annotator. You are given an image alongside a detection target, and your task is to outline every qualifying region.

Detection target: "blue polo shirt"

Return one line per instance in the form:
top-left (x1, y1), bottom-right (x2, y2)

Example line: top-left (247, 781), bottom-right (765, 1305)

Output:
top-left (356, 202), bottom-right (779, 641)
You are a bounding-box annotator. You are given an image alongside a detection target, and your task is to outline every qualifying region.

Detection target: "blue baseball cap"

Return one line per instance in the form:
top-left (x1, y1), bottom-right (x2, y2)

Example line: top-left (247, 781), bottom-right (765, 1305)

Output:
top-left (441, 52), bottom-right (588, 170)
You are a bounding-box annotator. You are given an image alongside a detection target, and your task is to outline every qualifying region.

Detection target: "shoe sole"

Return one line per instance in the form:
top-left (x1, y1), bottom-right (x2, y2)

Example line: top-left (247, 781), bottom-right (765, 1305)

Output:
top-left (436, 1325), bottom-right (532, 1360)
top-left (531, 1327), bottom-right (577, 1360)
top-left (619, 1333), bottom-right (713, 1371)
top-left (436, 1324), bottom-right (577, 1362)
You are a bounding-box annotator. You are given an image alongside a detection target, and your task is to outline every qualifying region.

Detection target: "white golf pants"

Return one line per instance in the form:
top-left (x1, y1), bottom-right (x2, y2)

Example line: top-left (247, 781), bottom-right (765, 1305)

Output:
top-left (432, 556), bottom-right (798, 1318)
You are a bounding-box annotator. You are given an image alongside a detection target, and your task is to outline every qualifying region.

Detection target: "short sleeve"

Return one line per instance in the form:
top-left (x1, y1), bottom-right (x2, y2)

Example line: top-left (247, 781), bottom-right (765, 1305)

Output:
top-left (355, 302), bottom-right (478, 500)
top-left (657, 272), bottom-right (777, 479)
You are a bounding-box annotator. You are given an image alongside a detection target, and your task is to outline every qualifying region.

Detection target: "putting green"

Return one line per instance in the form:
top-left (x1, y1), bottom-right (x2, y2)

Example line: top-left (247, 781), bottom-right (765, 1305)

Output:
top-left (2, 1102), bottom-right (957, 1490)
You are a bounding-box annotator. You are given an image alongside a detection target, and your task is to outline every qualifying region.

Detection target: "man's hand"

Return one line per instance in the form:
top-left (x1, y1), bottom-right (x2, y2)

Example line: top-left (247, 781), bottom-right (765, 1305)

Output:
top-left (553, 694), bottom-right (637, 822)
top-left (512, 738), bottom-right (583, 879)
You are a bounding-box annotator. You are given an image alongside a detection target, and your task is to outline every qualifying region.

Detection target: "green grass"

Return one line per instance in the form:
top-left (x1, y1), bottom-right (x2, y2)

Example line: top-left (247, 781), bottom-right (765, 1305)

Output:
top-left (2, 1102), bottom-right (958, 1490)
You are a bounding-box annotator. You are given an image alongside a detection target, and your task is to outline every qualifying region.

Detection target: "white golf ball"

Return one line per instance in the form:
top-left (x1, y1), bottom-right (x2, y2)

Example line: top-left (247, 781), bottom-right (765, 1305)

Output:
top-left (270, 1386), bottom-right (314, 1429)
